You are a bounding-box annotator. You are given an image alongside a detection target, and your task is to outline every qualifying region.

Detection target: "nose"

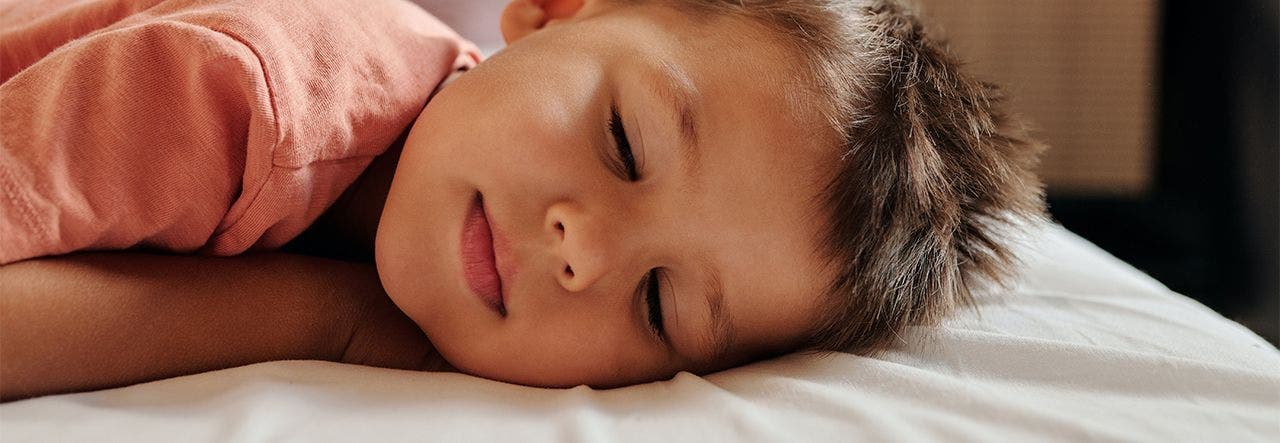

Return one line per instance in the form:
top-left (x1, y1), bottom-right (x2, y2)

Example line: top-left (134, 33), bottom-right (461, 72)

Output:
top-left (545, 202), bottom-right (616, 292)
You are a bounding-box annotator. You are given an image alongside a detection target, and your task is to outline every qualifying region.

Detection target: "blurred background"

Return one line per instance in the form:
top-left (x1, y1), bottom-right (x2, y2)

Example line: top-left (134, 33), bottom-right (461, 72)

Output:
top-left (419, 0), bottom-right (1279, 344)
top-left (915, 0), bottom-right (1278, 345)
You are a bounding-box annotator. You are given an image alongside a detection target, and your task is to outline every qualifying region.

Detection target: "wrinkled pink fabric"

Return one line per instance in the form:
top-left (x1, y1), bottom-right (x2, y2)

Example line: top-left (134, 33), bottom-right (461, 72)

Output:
top-left (0, 0), bottom-right (480, 264)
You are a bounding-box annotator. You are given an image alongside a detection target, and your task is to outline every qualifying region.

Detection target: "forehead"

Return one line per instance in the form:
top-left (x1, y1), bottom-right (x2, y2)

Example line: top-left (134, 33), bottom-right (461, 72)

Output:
top-left (592, 3), bottom-right (831, 135)
top-left (599, 6), bottom-right (841, 365)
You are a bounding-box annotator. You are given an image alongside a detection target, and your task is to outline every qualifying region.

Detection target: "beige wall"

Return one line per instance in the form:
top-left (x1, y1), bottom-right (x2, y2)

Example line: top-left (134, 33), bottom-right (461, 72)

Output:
top-left (412, 0), bottom-right (508, 54)
top-left (915, 0), bottom-right (1159, 196)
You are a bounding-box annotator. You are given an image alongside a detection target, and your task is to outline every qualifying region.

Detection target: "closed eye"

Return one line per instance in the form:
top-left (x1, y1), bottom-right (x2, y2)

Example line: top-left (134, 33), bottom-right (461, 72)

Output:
top-left (608, 105), bottom-right (640, 181)
top-left (607, 104), bottom-right (662, 341)
top-left (643, 268), bottom-right (665, 339)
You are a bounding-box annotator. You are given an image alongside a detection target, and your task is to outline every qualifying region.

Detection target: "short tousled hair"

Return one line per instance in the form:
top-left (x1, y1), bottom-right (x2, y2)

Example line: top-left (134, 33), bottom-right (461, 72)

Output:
top-left (648, 0), bottom-right (1048, 356)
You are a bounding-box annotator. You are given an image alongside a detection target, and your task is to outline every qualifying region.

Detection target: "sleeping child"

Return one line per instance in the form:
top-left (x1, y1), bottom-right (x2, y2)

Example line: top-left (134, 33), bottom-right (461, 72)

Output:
top-left (0, 0), bottom-right (1045, 399)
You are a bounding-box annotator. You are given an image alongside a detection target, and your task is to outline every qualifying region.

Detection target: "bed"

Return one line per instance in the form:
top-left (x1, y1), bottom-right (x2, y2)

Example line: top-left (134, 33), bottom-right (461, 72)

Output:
top-left (2, 222), bottom-right (1276, 442)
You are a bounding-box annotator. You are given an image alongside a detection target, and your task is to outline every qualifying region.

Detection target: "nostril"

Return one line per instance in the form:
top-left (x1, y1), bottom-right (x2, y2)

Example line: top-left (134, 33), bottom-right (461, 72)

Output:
top-left (564, 265), bottom-right (574, 277)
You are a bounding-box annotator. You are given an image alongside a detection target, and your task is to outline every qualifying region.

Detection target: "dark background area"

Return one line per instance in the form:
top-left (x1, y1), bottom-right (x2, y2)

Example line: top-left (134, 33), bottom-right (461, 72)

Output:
top-left (1048, 0), bottom-right (1278, 344)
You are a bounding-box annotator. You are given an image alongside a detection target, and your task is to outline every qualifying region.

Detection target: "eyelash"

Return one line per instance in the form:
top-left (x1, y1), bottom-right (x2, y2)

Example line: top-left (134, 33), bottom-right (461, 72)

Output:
top-left (607, 106), bottom-right (664, 339)
top-left (643, 269), bottom-right (666, 339)
top-left (608, 105), bottom-right (640, 181)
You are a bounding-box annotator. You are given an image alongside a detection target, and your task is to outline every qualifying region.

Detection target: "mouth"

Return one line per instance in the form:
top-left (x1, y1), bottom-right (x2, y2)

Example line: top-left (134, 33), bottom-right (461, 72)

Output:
top-left (460, 192), bottom-right (506, 316)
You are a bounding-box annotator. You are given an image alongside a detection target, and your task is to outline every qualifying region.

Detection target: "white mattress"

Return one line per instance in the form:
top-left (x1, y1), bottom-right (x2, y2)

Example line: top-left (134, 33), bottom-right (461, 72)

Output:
top-left (3, 223), bottom-right (1278, 442)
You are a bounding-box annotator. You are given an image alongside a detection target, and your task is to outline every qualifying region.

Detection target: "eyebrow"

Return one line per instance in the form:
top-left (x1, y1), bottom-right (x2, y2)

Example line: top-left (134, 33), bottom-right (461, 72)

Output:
top-left (639, 63), bottom-right (734, 361)
top-left (645, 61), bottom-right (703, 187)
top-left (697, 255), bottom-right (736, 364)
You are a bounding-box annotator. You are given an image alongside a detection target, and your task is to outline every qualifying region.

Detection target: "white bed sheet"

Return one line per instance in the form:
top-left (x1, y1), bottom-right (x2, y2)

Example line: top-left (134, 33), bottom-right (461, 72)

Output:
top-left (2, 223), bottom-right (1278, 442)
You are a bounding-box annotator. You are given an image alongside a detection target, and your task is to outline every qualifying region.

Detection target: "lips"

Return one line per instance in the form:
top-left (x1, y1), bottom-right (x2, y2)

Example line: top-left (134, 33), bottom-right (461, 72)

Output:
top-left (461, 193), bottom-right (506, 315)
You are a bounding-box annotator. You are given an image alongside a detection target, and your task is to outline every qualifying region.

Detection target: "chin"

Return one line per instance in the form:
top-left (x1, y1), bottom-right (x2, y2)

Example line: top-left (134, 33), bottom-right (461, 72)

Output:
top-left (428, 341), bottom-right (557, 387)
top-left (440, 346), bottom-right (656, 389)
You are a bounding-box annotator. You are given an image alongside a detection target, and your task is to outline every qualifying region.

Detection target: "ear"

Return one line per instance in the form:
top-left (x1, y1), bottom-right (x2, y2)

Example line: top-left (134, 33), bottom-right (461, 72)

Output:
top-left (500, 0), bottom-right (590, 44)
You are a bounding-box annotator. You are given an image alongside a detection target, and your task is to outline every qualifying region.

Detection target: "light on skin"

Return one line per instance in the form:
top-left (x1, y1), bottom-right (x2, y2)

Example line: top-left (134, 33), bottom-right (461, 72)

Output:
top-left (376, 0), bottom-right (840, 388)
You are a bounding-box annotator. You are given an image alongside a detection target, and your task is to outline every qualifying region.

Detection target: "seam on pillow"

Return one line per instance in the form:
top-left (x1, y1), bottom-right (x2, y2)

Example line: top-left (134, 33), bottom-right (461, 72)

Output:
top-left (0, 153), bottom-right (50, 259)
top-left (165, 22), bottom-right (283, 240)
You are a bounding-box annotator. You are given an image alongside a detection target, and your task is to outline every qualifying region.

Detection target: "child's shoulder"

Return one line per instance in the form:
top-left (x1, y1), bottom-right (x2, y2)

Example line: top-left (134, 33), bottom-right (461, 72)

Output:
top-left (0, 0), bottom-right (479, 264)
top-left (135, 0), bottom-right (481, 163)
top-left (142, 0), bottom-right (466, 50)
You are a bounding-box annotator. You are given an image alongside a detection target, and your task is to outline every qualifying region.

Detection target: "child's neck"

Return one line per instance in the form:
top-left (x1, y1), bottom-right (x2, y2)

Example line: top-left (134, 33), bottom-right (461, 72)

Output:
top-left (288, 136), bottom-right (403, 262)
top-left (315, 72), bottom-right (464, 261)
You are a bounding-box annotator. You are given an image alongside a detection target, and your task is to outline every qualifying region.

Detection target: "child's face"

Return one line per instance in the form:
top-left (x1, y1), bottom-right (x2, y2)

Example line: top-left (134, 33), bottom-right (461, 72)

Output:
top-left (377, 1), bottom-right (837, 387)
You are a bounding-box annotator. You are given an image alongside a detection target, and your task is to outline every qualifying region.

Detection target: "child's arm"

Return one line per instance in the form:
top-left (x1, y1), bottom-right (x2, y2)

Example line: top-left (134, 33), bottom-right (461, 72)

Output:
top-left (0, 252), bottom-right (439, 402)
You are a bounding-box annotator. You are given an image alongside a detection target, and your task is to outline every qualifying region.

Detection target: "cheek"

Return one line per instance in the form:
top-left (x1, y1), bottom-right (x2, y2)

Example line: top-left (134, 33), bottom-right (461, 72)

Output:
top-left (434, 58), bottom-right (606, 186)
top-left (481, 102), bottom-right (603, 193)
top-left (374, 218), bottom-right (459, 345)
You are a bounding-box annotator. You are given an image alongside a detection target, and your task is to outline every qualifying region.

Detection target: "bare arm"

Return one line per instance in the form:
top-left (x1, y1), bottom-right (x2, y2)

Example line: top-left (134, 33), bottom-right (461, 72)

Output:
top-left (0, 252), bottom-right (441, 402)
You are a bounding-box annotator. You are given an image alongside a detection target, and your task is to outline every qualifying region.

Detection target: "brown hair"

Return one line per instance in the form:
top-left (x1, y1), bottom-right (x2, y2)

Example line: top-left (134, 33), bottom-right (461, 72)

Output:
top-left (645, 0), bottom-right (1048, 356)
